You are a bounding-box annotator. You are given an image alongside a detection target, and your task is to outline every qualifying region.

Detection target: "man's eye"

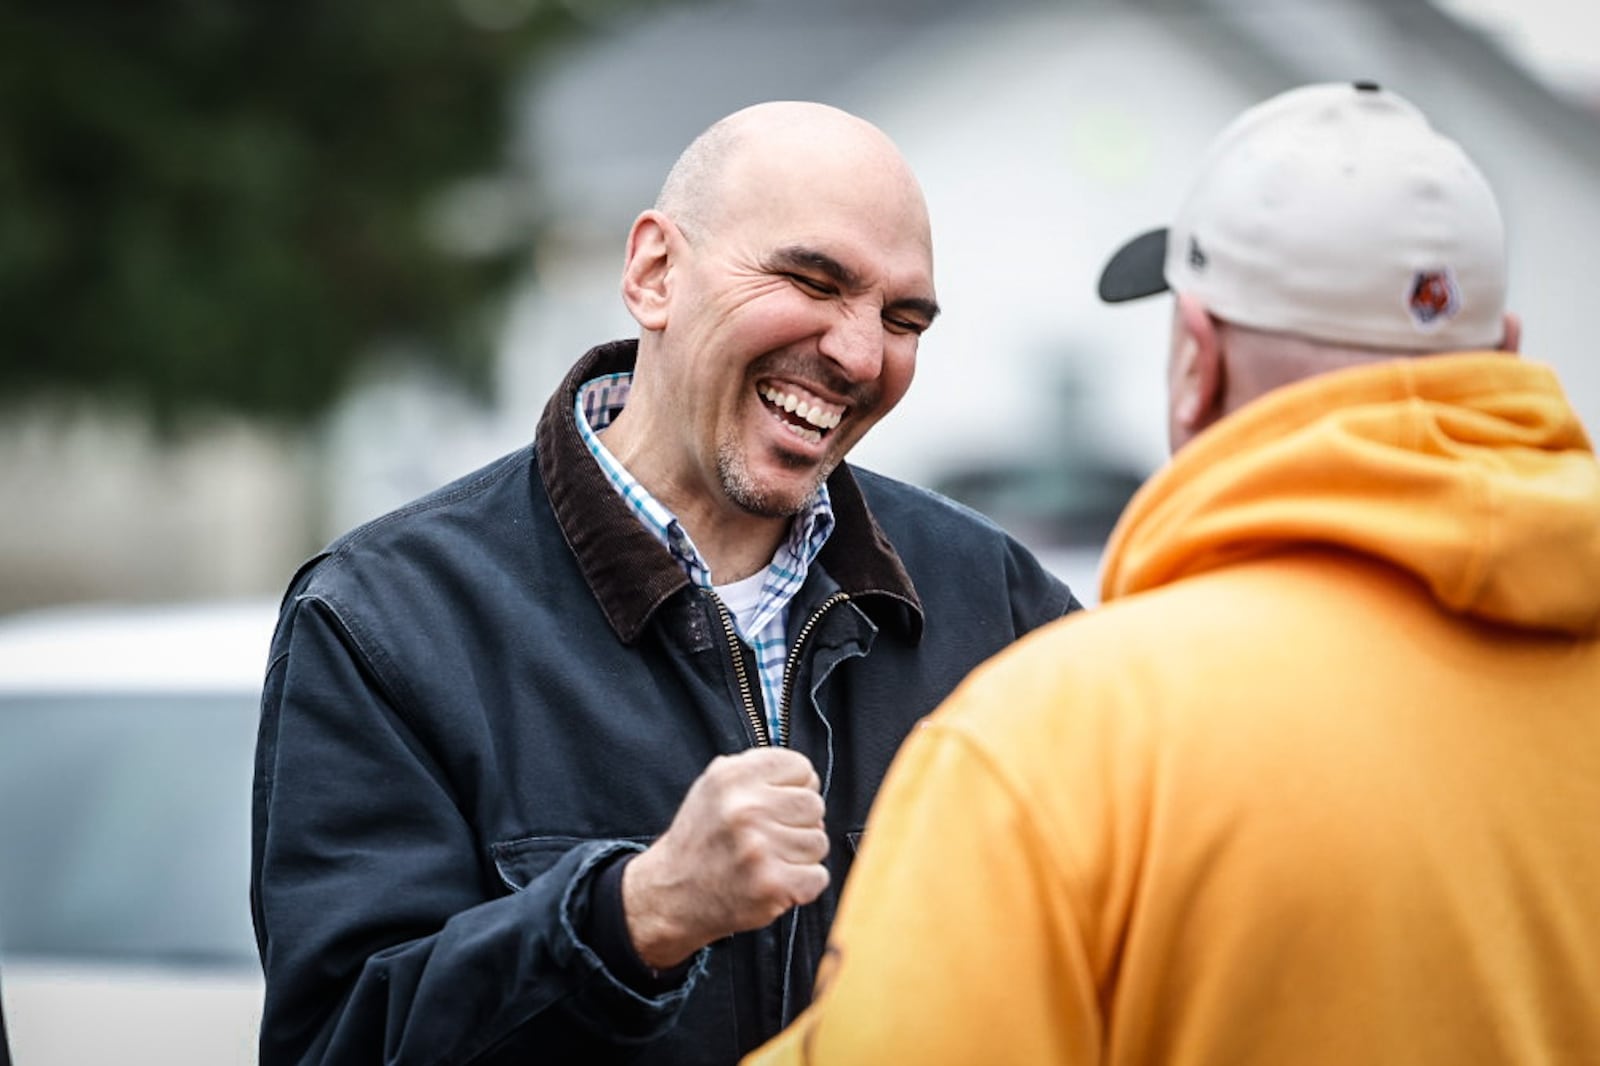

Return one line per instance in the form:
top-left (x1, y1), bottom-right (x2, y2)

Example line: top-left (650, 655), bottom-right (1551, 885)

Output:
top-left (787, 273), bottom-right (834, 296)
top-left (884, 316), bottom-right (928, 336)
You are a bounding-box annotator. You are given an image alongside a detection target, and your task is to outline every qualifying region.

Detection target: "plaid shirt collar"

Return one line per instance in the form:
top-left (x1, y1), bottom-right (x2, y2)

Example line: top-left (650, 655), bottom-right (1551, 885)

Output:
top-left (575, 373), bottom-right (834, 628)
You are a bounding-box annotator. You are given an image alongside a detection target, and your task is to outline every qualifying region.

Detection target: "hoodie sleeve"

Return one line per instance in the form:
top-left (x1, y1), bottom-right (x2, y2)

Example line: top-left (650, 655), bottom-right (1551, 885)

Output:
top-left (250, 594), bottom-right (706, 1065)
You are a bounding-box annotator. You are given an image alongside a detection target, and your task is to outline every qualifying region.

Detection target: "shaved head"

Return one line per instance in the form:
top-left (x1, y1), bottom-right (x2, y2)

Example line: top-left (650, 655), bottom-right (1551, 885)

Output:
top-left (655, 101), bottom-right (930, 249)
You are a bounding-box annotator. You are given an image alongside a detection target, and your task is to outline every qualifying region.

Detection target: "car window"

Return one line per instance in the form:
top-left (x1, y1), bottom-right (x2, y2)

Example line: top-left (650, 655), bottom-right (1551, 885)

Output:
top-left (0, 693), bottom-right (258, 967)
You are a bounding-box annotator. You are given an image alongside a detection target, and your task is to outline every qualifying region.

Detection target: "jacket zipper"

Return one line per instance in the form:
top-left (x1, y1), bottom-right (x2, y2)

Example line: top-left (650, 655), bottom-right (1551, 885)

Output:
top-left (709, 591), bottom-right (770, 747)
top-left (773, 590), bottom-right (848, 1031)
top-left (710, 590), bottom-right (850, 749)
top-left (776, 592), bottom-right (849, 748)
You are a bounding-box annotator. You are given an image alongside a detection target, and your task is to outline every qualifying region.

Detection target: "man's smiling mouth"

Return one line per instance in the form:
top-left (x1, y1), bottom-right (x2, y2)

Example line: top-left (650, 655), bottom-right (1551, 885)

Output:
top-left (759, 383), bottom-right (843, 445)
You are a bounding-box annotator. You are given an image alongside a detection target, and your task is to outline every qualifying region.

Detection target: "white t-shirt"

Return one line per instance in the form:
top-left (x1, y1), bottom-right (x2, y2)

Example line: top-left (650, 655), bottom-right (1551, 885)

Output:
top-left (714, 569), bottom-right (768, 641)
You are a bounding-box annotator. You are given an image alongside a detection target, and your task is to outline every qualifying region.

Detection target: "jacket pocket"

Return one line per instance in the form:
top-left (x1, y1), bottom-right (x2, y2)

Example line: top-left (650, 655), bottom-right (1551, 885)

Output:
top-left (490, 834), bottom-right (652, 892)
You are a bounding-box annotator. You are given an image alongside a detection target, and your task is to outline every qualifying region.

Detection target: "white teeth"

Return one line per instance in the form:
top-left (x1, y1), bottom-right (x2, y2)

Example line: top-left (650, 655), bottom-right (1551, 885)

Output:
top-left (761, 385), bottom-right (842, 432)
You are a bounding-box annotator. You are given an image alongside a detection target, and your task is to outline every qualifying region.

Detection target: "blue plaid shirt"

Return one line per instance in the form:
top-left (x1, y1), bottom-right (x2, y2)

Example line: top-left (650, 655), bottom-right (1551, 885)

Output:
top-left (576, 373), bottom-right (835, 743)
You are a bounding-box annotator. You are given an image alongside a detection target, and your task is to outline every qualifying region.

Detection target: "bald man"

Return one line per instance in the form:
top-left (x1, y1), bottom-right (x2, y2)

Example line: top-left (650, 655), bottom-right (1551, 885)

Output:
top-left (250, 101), bottom-right (1079, 1065)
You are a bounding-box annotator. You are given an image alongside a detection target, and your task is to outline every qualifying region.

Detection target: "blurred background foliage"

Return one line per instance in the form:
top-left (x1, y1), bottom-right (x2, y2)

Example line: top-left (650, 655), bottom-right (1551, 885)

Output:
top-left (0, 0), bottom-right (678, 425)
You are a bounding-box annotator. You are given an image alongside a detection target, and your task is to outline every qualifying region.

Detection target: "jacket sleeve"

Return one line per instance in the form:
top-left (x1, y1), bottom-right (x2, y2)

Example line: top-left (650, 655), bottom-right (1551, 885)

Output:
top-left (250, 593), bottom-right (706, 1065)
top-left (740, 716), bottom-right (1101, 1065)
top-left (1005, 534), bottom-right (1085, 630)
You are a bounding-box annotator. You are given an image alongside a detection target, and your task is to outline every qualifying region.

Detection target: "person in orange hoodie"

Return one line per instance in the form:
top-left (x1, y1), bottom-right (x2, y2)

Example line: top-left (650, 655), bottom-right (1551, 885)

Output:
top-left (744, 81), bottom-right (1600, 1065)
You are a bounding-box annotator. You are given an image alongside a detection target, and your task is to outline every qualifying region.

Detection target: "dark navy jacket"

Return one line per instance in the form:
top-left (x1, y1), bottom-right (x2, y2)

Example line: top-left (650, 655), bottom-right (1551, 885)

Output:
top-left (250, 341), bottom-right (1078, 1064)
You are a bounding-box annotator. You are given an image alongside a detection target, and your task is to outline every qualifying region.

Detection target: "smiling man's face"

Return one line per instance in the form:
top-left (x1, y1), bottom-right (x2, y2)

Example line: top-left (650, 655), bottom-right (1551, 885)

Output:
top-left (651, 112), bottom-right (938, 520)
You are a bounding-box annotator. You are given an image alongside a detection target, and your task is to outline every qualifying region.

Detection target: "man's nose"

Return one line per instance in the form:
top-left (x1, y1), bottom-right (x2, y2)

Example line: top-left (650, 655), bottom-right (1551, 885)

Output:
top-left (819, 309), bottom-right (884, 382)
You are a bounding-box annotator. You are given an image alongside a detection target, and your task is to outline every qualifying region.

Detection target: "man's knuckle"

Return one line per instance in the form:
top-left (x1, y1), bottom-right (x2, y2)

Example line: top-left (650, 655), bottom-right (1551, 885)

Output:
top-left (751, 867), bottom-right (789, 904)
top-left (730, 829), bottom-right (769, 868)
top-left (722, 794), bottom-right (758, 830)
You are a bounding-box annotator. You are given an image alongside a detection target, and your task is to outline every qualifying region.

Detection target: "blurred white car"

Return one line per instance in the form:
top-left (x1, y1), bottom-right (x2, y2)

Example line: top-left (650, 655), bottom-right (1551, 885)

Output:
top-left (0, 598), bottom-right (276, 1066)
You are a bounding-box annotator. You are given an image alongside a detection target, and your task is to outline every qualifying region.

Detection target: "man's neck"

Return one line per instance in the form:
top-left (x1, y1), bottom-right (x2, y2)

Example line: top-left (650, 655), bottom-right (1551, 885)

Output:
top-left (597, 415), bottom-right (789, 585)
top-left (671, 499), bottom-right (789, 585)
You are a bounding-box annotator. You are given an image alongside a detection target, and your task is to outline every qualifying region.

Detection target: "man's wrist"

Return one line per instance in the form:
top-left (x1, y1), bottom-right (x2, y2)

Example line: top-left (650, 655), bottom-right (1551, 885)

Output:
top-left (585, 852), bottom-right (694, 992)
top-left (619, 847), bottom-right (703, 971)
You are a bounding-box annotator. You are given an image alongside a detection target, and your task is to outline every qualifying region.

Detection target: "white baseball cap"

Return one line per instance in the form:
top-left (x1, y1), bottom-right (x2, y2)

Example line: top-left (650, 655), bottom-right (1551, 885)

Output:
top-left (1097, 81), bottom-right (1508, 351)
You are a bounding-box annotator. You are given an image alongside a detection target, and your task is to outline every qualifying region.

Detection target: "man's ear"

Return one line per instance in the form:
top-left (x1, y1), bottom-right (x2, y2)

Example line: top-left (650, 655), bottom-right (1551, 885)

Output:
top-left (1499, 310), bottom-right (1521, 354)
top-left (621, 211), bottom-right (673, 331)
top-left (1171, 293), bottom-right (1224, 434)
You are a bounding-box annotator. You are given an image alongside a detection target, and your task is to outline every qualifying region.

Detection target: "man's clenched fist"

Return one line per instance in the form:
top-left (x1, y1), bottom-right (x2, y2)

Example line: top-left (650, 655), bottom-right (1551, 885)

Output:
top-left (622, 748), bottom-right (829, 969)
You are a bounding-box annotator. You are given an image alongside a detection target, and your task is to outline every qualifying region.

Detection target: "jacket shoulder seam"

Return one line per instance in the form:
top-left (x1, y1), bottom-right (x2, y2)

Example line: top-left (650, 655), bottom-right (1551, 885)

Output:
top-left (327, 446), bottom-right (531, 562)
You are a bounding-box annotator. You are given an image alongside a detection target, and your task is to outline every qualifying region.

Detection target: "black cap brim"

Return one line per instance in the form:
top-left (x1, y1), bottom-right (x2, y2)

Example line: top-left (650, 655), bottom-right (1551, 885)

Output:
top-left (1097, 227), bottom-right (1170, 303)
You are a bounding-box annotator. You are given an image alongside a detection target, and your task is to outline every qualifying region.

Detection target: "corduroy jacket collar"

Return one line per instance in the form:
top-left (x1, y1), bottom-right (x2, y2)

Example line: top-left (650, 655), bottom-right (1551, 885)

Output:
top-left (535, 340), bottom-right (924, 644)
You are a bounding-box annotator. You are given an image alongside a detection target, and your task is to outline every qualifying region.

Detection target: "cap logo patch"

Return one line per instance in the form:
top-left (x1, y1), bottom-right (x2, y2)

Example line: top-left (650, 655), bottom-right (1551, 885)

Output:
top-left (1407, 268), bottom-right (1461, 328)
top-left (1188, 237), bottom-right (1208, 271)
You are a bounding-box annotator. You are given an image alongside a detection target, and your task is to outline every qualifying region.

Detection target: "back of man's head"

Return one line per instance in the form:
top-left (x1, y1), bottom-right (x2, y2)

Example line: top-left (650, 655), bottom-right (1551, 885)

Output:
top-left (1099, 82), bottom-right (1507, 353)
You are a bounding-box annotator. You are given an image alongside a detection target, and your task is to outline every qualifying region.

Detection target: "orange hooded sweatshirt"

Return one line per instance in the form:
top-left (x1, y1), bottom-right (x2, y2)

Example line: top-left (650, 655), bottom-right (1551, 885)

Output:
top-left (746, 353), bottom-right (1600, 1065)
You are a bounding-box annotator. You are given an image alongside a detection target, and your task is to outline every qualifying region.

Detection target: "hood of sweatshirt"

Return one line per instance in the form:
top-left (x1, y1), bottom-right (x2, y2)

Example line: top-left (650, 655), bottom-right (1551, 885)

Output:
top-left (1102, 353), bottom-right (1600, 636)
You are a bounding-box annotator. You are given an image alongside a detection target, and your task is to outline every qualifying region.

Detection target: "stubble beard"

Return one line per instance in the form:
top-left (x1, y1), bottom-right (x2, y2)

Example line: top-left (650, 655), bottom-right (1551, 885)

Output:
top-left (716, 437), bottom-right (835, 519)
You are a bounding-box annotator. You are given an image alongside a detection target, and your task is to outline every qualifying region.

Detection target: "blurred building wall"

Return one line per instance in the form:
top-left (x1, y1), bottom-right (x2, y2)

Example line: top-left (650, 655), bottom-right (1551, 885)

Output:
top-left (0, 409), bottom-right (312, 614)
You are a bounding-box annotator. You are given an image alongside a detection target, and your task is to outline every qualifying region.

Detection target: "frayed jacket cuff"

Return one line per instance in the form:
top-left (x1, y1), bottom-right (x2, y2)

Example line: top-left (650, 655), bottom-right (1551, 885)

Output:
top-left (556, 839), bottom-right (710, 1040)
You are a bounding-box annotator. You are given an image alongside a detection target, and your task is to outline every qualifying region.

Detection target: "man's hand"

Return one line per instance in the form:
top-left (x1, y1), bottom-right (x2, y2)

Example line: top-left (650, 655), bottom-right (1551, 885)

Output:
top-left (622, 748), bottom-right (829, 970)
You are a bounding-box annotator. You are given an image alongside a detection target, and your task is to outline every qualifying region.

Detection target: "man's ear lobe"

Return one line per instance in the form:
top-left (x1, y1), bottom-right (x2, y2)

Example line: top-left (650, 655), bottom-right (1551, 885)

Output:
top-left (1172, 294), bottom-right (1223, 431)
top-left (1172, 334), bottom-right (1205, 428)
top-left (621, 211), bottom-right (673, 331)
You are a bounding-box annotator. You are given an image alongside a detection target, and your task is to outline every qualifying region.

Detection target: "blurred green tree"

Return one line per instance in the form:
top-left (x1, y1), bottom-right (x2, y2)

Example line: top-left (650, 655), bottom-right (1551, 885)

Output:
top-left (0, 1), bottom-right (657, 423)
